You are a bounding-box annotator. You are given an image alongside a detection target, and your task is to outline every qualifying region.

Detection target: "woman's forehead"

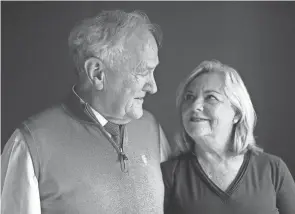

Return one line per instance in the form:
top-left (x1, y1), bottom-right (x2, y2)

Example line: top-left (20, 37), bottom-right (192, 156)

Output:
top-left (186, 72), bottom-right (226, 93)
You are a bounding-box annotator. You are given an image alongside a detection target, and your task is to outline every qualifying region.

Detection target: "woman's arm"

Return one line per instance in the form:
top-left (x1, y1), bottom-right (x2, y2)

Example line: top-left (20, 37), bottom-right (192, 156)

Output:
top-left (275, 158), bottom-right (295, 214)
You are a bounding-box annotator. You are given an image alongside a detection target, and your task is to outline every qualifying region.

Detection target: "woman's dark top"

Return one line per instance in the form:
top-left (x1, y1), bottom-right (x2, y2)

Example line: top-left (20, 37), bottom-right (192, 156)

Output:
top-left (161, 151), bottom-right (295, 214)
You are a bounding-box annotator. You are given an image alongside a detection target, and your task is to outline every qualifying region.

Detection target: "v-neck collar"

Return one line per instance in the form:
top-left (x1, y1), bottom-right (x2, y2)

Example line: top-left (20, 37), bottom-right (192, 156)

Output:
top-left (192, 150), bottom-right (251, 201)
top-left (62, 90), bottom-right (128, 165)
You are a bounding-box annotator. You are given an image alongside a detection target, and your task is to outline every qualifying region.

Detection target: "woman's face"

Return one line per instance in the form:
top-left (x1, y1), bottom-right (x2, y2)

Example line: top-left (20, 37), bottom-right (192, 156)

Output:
top-left (181, 72), bottom-right (237, 145)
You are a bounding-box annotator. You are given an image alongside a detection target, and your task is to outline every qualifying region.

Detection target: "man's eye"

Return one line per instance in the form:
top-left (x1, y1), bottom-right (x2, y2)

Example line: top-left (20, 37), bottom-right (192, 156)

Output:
top-left (136, 66), bottom-right (150, 76)
top-left (139, 70), bottom-right (149, 76)
top-left (184, 94), bottom-right (194, 101)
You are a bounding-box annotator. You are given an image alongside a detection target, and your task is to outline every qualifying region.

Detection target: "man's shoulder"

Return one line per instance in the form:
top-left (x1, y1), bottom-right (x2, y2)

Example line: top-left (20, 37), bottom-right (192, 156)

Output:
top-left (132, 109), bottom-right (158, 125)
top-left (141, 109), bottom-right (156, 121)
top-left (22, 103), bottom-right (68, 130)
top-left (127, 109), bottom-right (158, 131)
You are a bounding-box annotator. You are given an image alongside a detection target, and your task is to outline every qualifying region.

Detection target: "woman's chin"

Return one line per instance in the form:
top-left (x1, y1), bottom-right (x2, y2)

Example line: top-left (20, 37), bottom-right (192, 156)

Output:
top-left (189, 129), bottom-right (211, 139)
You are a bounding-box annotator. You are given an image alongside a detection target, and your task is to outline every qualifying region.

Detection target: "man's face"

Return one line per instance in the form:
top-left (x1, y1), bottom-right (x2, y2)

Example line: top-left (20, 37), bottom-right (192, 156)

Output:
top-left (101, 32), bottom-right (159, 123)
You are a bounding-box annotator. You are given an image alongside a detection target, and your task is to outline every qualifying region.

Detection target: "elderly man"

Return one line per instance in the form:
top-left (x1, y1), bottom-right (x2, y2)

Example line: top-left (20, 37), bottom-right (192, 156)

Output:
top-left (1, 10), bottom-right (171, 214)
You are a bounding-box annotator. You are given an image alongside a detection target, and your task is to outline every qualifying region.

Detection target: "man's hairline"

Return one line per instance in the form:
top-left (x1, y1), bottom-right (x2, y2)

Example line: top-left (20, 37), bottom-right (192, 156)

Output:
top-left (109, 30), bottom-right (158, 72)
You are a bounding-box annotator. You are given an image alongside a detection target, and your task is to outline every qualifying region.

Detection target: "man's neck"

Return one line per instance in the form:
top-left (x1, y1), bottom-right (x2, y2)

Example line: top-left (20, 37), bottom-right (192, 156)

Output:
top-left (73, 85), bottom-right (131, 125)
top-left (73, 85), bottom-right (108, 126)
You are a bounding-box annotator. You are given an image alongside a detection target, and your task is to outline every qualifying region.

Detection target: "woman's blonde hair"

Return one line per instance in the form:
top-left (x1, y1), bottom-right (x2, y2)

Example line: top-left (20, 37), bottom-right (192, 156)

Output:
top-left (175, 60), bottom-right (262, 155)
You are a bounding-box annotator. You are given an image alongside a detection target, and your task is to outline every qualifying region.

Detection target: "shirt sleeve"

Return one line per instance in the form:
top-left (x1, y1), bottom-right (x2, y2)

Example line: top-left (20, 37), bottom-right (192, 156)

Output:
top-left (159, 124), bottom-right (172, 162)
top-left (275, 158), bottom-right (295, 214)
top-left (1, 129), bottom-right (41, 214)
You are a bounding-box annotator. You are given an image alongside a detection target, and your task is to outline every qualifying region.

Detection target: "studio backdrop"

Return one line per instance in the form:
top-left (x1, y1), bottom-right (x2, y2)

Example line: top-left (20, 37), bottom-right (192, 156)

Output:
top-left (2, 1), bottom-right (295, 177)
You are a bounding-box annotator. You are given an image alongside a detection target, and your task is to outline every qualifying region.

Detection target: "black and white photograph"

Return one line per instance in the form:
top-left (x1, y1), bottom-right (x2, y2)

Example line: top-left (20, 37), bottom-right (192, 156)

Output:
top-left (1, 1), bottom-right (295, 213)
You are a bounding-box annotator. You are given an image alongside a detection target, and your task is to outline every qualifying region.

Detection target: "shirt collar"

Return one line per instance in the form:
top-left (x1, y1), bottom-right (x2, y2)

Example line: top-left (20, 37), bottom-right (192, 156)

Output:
top-left (71, 85), bottom-right (108, 126)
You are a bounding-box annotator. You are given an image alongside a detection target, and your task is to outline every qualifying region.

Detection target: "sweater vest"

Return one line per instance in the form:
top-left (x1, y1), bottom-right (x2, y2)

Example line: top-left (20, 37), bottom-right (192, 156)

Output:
top-left (21, 92), bottom-right (164, 214)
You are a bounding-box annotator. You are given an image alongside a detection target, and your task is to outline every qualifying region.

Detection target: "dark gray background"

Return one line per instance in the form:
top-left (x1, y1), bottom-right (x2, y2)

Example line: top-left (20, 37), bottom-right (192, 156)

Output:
top-left (2, 1), bottom-right (295, 177)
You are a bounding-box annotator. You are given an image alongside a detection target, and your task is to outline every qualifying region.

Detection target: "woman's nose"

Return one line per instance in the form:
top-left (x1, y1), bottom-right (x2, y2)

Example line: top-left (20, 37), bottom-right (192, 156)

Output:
top-left (192, 99), bottom-right (204, 112)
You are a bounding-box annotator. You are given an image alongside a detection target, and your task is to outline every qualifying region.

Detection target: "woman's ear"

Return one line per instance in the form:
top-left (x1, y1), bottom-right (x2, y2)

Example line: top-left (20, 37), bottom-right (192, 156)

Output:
top-left (233, 113), bottom-right (241, 124)
top-left (84, 57), bottom-right (105, 90)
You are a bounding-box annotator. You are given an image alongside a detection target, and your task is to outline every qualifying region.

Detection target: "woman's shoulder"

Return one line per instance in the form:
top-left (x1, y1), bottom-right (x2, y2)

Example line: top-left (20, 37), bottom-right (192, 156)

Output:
top-left (160, 152), bottom-right (193, 187)
top-left (161, 152), bottom-right (192, 166)
top-left (251, 151), bottom-right (284, 166)
top-left (251, 151), bottom-right (295, 193)
top-left (161, 152), bottom-right (193, 174)
top-left (250, 151), bottom-right (290, 176)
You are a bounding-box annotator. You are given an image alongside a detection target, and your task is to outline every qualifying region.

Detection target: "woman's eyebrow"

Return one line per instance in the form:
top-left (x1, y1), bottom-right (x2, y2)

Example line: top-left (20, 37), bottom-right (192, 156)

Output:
top-left (204, 89), bottom-right (222, 95)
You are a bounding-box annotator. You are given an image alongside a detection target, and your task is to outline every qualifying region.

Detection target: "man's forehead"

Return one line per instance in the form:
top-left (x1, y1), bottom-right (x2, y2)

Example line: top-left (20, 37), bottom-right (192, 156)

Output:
top-left (143, 33), bottom-right (158, 53)
top-left (125, 30), bottom-right (158, 56)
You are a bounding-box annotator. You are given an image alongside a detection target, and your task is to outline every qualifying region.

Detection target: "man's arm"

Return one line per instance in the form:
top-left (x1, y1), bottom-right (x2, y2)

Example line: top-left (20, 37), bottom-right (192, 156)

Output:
top-left (1, 129), bottom-right (41, 214)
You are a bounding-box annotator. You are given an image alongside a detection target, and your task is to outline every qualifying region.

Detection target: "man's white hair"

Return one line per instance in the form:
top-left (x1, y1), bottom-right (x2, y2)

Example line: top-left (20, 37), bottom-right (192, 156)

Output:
top-left (68, 10), bottom-right (162, 73)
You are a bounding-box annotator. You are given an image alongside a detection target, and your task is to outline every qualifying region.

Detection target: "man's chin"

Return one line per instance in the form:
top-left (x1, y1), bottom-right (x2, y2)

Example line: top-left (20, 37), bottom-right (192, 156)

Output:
top-left (127, 108), bottom-right (143, 120)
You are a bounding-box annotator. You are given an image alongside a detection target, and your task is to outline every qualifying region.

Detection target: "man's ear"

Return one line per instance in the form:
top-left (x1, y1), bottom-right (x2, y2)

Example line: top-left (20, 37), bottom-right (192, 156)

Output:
top-left (84, 57), bottom-right (105, 90)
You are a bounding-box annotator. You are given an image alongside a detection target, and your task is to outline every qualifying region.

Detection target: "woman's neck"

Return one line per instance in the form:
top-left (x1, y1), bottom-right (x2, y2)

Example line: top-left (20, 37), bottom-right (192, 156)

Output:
top-left (193, 138), bottom-right (235, 163)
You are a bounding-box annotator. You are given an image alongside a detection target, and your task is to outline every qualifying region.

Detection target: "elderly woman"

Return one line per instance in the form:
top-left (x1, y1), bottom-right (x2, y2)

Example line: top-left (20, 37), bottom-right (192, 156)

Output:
top-left (161, 60), bottom-right (295, 214)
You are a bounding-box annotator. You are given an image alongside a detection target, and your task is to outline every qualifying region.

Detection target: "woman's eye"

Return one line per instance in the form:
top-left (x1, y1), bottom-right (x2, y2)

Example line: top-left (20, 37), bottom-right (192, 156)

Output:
top-left (184, 94), bottom-right (194, 101)
top-left (206, 94), bottom-right (218, 101)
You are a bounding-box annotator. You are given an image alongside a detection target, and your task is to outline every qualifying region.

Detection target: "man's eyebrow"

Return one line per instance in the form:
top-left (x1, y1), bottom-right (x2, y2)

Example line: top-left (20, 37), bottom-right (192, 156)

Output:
top-left (147, 61), bottom-right (159, 69)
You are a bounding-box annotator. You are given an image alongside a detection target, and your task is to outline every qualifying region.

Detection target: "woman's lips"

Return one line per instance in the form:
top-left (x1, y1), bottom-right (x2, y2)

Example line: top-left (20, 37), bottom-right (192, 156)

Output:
top-left (190, 117), bottom-right (209, 122)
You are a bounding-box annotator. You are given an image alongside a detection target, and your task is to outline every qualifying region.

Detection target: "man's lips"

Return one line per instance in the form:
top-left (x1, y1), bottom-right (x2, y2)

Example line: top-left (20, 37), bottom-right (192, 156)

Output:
top-left (135, 97), bottom-right (144, 102)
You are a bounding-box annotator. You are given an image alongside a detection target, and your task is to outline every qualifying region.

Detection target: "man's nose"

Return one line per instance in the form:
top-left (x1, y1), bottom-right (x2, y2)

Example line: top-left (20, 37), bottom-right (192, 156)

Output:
top-left (144, 73), bottom-right (158, 94)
